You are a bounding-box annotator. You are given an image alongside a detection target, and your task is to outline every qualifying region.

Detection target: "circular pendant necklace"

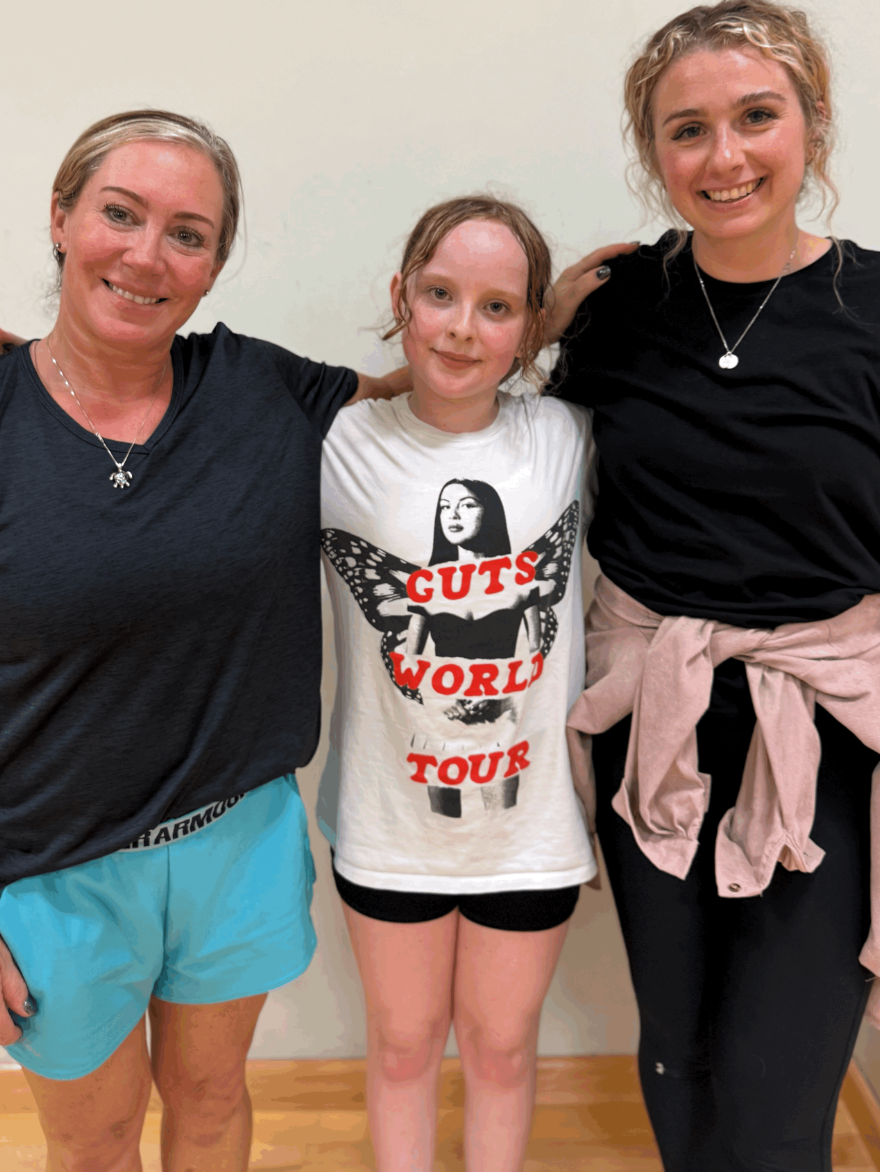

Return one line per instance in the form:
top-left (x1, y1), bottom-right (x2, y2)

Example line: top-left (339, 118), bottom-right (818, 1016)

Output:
top-left (693, 241), bottom-right (797, 370)
top-left (44, 340), bottom-right (167, 489)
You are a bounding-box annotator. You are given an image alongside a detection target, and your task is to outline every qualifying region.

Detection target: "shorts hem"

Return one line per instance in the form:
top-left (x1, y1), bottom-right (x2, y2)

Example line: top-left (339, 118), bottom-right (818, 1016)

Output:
top-left (7, 1010), bottom-right (146, 1083)
top-left (460, 896), bottom-right (578, 933)
top-left (6, 952), bottom-right (317, 1082)
top-left (151, 951), bottom-right (316, 1007)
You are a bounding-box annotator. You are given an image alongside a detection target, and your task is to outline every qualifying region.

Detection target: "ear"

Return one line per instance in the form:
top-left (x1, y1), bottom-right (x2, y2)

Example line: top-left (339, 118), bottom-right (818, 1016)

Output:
top-left (50, 191), bottom-right (68, 254)
top-left (205, 256), bottom-right (225, 294)
top-left (390, 272), bottom-right (403, 321)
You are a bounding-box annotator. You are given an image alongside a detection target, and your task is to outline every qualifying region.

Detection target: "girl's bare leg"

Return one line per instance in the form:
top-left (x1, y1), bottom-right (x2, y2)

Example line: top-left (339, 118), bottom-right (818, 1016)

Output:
top-left (342, 902), bottom-right (458, 1170)
top-left (453, 916), bottom-right (571, 1172)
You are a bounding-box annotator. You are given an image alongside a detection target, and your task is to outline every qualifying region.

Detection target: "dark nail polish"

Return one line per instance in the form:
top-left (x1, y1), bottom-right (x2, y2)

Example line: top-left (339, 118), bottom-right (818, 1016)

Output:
top-left (23, 997), bottom-right (37, 1016)
top-left (596, 266), bottom-right (611, 280)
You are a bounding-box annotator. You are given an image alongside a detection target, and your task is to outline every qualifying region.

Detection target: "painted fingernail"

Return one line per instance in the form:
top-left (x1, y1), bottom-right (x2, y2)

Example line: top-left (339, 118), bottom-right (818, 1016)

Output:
top-left (23, 997), bottom-right (37, 1016)
top-left (596, 266), bottom-right (611, 280)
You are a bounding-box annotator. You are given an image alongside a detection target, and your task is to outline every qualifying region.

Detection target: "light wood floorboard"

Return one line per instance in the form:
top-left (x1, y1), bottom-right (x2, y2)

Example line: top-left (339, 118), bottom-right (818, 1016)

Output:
top-left (0, 1056), bottom-right (877, 1170)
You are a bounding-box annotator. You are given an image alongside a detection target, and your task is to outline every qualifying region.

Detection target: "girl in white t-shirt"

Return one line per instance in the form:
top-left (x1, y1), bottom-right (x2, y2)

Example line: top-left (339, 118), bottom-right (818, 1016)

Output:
top-left (318, 196), bottom-right (597, 1169)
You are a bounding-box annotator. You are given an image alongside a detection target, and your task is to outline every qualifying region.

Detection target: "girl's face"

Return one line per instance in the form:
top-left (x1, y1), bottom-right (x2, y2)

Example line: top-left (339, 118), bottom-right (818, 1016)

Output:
top-left (392, 219), bottom-right (530, 411)
top-left (652, 46), bottom-right (813, 249)
top-left (439, 483), bottom-right (484, 547)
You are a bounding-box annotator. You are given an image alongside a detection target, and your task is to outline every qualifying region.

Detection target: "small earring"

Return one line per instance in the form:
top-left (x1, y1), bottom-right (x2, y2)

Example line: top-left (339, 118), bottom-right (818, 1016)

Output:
top-left (52, 243), bottom-right (63, 262)
top-left (203, 289), bottom-right (210, 297)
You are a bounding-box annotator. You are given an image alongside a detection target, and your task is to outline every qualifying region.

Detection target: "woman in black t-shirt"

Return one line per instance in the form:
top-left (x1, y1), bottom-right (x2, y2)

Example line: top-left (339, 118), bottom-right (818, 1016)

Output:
top-left (0, 109), bottom-right (412, 1172)
top-left (550, 3), bottom-right (880, 1169)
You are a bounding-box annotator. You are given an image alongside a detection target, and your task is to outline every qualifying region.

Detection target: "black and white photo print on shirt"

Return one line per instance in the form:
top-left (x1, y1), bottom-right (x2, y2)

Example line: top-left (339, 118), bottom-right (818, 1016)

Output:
top-left (322, 486), bottom-right (578, 817)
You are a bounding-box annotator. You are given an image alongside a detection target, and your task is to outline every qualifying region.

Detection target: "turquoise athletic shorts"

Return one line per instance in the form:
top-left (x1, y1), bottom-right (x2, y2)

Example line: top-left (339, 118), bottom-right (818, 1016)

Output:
top-left (0, 775), bottom-right (316, 1081)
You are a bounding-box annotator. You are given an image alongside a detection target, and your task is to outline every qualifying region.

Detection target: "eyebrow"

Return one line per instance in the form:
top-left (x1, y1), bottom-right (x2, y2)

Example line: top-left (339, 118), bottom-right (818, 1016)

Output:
top-left (661, 90), bottom-right (788, 127)
top-left (100, 186), bottom-right (216, 228)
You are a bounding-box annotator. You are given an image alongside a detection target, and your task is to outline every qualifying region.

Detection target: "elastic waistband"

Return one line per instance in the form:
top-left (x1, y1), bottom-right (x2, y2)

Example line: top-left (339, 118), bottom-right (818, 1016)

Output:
top-left (119, 793), bottom-right (247, 852)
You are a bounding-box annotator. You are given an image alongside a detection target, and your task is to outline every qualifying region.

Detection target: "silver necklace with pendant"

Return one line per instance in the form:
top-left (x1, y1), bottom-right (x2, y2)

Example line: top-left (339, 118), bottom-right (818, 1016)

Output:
top-left (44, 340), bottom-right (166, 489)
top-left (693, 241), bottom-right (797, 370)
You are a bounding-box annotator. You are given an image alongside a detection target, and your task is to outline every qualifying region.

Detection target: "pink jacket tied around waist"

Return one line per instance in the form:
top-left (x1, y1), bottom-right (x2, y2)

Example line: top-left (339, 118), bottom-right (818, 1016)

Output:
top-left (566, 575), bottom-right (880, 1026)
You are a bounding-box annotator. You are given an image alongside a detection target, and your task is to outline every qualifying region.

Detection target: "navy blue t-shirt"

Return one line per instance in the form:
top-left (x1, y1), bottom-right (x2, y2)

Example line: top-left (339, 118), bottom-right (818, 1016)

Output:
top-left (550, 236), bottom-right (880, 628)
top-left (0, 324), bottom-right (356, 886)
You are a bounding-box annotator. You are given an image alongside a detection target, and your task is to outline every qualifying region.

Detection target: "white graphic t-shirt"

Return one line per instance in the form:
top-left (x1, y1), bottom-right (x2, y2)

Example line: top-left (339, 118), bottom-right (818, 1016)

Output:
top-left (318, 391), bottom-right (597, 893)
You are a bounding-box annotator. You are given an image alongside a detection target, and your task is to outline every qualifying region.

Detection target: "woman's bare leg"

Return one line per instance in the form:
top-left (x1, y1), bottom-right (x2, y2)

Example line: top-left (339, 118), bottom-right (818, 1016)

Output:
top-left (342, 902), bottom-right (458, 1170)
top-left (453, 916), bottom-right (571, 1172)
top-left (149, 993), bottom-right (266, 1172)
top-left (22, 1017), bottom-right (152, 1172)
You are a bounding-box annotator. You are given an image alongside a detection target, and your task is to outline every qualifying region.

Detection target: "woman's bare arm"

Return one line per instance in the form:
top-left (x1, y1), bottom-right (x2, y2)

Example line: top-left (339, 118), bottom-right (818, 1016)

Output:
top-left (0, 329), bottom-right (27, 356)
top-left (350, 365), bottom-right (412, 405)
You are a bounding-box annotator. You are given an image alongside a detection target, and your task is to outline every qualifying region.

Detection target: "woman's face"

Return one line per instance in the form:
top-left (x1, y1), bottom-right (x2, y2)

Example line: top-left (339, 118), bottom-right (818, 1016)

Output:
top-left (439, 483), bottom-right (484, 547)
top-left (51, 139), bottom-right (225, 352)
top-left (392, 219), bottom-right (529, 409)
top-left (652, 47), bottom-right (812, 249)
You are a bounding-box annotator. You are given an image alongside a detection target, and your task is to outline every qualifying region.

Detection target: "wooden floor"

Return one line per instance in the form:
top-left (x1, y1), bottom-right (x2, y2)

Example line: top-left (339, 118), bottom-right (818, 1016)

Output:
top-left (1, 1056), bottom-right (879, 1170)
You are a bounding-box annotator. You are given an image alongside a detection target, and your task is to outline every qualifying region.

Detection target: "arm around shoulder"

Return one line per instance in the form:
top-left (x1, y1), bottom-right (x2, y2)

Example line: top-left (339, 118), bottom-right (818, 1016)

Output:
top-left (347, 364), bottom-right (412, 406)
top-left (1, 330), bottom-right (27, 356)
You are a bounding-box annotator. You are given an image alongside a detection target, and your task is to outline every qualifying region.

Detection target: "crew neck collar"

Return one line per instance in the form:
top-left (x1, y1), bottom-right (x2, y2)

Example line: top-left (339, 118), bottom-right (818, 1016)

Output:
top-left (391, 391), bottom-right (512, 446)
top-left (687, 233), bottom-right (835, 292)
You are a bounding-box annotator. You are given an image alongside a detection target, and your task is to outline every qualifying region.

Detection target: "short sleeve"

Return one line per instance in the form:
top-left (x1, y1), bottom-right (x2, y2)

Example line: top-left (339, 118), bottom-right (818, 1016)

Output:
top-left (547, 249), bottom-right (642, 408)
top-left (547, 296), bottom-right (599, 407)
top-left (261, 340), bottom-right (358, 438)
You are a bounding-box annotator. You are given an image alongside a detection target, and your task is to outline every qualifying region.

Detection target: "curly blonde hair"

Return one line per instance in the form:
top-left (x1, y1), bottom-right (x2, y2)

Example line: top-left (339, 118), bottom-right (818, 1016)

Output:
top-left (384, 196), bottom-right (552, 392)
top-left (624, 0), bottom-right (836, 258)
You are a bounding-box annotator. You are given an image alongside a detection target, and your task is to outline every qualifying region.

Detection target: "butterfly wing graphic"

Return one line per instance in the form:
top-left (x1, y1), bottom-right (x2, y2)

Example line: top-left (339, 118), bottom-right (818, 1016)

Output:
top-left (321, 529), bottom-right (423, 701)
top-left (520, 500), bottom-right (580, 660)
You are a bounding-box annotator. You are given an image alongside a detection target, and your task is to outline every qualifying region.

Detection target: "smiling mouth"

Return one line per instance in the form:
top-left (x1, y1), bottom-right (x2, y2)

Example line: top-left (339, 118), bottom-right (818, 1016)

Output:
top-left (104, 280), bottom-right (167, 305)
top-left (434, 350), bottom-right (478, 365)
top-left (701, 177), bottom-right (764, 203)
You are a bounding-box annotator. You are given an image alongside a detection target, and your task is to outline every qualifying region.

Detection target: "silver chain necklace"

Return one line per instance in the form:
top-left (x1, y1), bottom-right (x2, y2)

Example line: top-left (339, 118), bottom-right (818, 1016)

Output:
top-left (693, 242), bottom-right (797, 370)
top-left (45, 340), bottom-right (166, 489)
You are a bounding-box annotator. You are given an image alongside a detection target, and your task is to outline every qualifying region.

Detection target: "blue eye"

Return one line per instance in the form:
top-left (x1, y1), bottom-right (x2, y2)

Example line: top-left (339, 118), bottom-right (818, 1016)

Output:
top-left (673, 124), bottom-right (702, 141)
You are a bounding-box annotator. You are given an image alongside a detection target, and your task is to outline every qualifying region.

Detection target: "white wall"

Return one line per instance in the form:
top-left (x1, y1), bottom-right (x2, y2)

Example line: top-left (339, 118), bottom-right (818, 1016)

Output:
top-left (2, 0), bottom-right (879, 1063)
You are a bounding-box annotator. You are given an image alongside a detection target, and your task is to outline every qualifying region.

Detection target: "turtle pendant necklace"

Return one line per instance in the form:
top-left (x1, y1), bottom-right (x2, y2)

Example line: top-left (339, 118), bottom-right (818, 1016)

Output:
top-left (693, 240), bottom-right (798, 370)
top-left (45, 340), bottom-right (166, 489)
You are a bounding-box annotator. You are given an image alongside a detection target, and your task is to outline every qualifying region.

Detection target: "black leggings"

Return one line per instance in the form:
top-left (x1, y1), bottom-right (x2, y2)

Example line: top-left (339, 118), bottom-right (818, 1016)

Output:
top-left (593, 658), bottom-right (878, 1172)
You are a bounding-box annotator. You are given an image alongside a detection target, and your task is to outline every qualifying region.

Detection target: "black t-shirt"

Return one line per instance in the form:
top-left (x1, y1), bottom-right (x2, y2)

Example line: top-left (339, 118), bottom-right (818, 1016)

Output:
top-left (551, 235), bottom-right (880, 627)
top-left (0, 324), bottom-right (356, 887)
